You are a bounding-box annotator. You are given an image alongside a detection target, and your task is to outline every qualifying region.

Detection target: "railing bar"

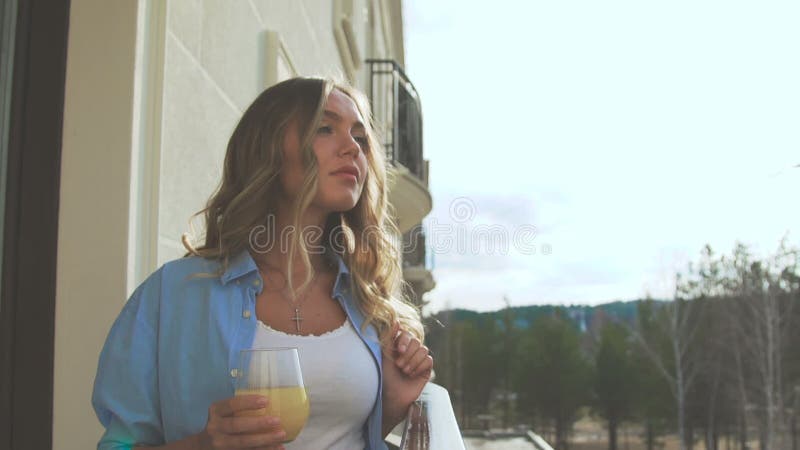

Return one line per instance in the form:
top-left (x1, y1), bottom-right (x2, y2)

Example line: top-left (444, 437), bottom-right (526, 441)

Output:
top-left (392, 66), bottom-right (398, 165)
top-left (366, 59), bottom-right (422, 105)
top-left (365, 59), bottom-right (423, 176)
top-left (369, 70), bottom-right (374, 120)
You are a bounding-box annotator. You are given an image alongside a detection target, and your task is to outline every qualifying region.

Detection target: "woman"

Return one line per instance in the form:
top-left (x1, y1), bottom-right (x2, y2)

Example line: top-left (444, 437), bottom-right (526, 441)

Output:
top-left (92, 77), bottom-right (433, 450)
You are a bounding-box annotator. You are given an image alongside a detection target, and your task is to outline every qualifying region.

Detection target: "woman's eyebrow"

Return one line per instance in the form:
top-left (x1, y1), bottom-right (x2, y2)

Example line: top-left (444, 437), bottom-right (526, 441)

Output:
top-left (323, 110), bottom-right (365, 130)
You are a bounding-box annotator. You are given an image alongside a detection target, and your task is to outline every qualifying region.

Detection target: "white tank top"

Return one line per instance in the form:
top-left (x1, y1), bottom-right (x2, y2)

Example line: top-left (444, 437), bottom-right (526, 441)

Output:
top-left (251, 318), bottom-right (379, 449)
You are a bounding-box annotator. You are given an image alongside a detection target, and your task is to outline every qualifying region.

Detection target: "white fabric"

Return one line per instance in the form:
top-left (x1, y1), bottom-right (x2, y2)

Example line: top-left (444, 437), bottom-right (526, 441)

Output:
top-left (251, 317), bottom-right (379, 449)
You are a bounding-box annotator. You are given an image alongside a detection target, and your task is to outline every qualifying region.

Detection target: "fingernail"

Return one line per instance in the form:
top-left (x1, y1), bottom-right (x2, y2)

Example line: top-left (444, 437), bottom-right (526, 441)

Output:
top-left (398, 344), bottom-right (407, 352)
top-left (257, 397), bottom-right (268, 407)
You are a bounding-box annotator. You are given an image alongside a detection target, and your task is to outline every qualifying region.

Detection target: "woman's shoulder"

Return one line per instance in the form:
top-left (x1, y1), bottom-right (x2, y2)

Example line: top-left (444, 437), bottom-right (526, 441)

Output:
top-left (129, 255), bottom-right (224, 297)
top-left (152, 254), bottom-right (230, 293)
top-left (161, 254), bottom-right (222, 277)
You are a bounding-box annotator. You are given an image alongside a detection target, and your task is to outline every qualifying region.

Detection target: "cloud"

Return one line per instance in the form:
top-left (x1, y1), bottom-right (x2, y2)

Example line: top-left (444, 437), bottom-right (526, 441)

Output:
top-left (421, 191), bottom-right (565, 272)
top-left (429, 190), bottom-right (569, 231)
top-left (407, 0), bottom-right (800, 313)
top-left (424, 262), bottom-right (642, 314)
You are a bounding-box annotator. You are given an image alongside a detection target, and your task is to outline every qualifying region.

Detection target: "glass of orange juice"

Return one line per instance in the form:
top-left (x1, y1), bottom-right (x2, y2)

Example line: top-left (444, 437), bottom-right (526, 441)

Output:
top-left (234, 348), bottom-right (310, 442)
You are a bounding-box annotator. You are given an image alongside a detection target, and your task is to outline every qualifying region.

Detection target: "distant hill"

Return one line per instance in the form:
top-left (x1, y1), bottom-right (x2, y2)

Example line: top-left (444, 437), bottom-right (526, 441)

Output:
top-left (426, 299), bottom-right (662, 334)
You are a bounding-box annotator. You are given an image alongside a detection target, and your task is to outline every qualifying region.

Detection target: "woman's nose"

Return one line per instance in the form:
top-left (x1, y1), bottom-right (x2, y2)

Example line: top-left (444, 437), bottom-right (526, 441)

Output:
top-left (339, 135), bottom-right (361, 157)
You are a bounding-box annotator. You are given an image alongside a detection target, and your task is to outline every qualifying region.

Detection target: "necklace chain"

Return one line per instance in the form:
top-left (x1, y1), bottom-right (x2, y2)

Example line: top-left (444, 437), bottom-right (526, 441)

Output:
top-left (258, 263), bottom-right (320, 332)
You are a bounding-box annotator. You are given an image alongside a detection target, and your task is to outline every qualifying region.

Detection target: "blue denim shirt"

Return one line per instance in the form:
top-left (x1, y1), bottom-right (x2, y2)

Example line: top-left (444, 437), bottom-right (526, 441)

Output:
top-left (92, 251), bottom-right (387, 450)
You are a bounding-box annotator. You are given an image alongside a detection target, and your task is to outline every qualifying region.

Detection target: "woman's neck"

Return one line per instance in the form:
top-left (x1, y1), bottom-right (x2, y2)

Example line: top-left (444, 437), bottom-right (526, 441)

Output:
top-left (253, 252), bottom-right (332, 276)
top-left (252, 202), bottom-right (339, 277)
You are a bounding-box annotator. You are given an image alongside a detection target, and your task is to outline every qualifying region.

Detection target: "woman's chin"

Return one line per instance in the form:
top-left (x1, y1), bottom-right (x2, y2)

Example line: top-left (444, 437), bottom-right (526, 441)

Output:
top-left (331, 203), bottom-right (358, 213)
top-left (320, 193), bottom-right (360, 213)
top-left (316, 200), bottom-right (357, 214)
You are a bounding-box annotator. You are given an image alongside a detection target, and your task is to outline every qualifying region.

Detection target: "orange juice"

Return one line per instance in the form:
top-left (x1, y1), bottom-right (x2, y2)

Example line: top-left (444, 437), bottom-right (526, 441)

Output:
top-left (234, 386), bottom-right (310, 442)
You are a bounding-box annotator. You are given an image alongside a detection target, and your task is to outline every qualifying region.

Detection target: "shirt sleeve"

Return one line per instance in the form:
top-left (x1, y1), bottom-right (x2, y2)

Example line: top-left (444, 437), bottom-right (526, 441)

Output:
top-left (91, 269), bottom-right (165, 450)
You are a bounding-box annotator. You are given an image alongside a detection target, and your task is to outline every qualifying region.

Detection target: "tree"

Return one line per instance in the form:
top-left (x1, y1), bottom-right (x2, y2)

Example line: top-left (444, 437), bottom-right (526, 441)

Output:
top-left (628, 295), bottom-right (701, 450)
top-left (499, 296), bottom-right (517, 428)
top-left (721, 239), bottom-right (799, 450)
top-left (461, 321), bottom-right (498, 422)
top-left (514, 311), bottom-right (591, 449)
top-left (628, 314), bottom-right (674, 450)
top-left (593, 323), bottom-right (636, 450)
top-left (423, 310), bottom-right (498, 428)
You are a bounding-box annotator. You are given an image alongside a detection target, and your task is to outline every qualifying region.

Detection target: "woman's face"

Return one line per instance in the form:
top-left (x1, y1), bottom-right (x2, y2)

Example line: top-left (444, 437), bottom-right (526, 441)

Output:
top-left (280, 88), bottom-right (370, 215)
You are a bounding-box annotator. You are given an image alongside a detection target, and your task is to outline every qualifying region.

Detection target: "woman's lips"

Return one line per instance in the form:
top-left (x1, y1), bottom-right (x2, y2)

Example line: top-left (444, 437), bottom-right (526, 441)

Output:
top-left (333, 172), bottom-right (358, 182)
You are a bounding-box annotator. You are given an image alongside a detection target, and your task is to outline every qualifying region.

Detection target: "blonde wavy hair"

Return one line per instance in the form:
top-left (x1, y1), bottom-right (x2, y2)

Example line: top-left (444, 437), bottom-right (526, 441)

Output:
top-left (183, 77), bottom-right (423, 346)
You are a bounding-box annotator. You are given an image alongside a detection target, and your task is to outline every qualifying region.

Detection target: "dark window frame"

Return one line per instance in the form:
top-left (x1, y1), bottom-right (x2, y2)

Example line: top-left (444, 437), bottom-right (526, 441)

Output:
top-left (0, 1), bottom-right (70, 449)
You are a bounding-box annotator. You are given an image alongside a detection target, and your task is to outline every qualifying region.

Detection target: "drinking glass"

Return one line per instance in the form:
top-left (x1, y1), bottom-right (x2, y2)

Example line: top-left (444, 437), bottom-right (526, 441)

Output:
top-left (234, 348), bottom-right (310, 442)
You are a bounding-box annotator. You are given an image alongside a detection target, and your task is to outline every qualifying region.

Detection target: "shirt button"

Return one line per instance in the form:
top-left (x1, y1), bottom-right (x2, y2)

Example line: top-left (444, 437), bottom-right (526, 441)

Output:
top-left (235, 280), bottom-right (240, 285)
top-left (252, 279), bottom-right (260, 286)
top-left (243, 310), bottom-right (251, 319)
top-left (230, 369), bottom-right (239, 378)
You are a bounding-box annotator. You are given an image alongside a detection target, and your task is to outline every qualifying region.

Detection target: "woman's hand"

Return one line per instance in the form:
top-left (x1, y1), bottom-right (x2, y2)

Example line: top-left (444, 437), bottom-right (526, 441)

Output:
top-left (381, 324), bottom-right (433, 436)
top-left (391, 328), bottom-right (433, 379)
top-left (197, 395), bottom-right (286, 450)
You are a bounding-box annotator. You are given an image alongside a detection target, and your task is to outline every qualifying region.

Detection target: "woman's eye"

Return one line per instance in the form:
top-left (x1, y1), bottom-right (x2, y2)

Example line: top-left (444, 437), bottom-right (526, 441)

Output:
top-left (318, 125), bottom-right (333, 134)
top-left (354, 136), bottom-right (369, 146)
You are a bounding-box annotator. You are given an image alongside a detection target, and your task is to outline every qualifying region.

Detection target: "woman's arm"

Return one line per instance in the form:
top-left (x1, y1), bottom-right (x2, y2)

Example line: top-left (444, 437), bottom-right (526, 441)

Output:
top-left (93, 271), bottom-right (168, 449)
top-left (93, 270), bottom-right (285, 450)
top-left (381, 328), bottom-right (434, 437)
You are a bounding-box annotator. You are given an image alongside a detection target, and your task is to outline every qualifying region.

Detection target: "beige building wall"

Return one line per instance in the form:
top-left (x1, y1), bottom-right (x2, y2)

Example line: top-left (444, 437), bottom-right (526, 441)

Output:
top-left (55, 1), bottom-right (140, 449)
top-left (55, 1), bottom-right (407, 449)
top-left (156, 0), bottom-right (402, 267)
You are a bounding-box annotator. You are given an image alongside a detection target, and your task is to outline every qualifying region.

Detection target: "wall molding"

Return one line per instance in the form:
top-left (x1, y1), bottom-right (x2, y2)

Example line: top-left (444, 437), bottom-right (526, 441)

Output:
top-left (333, 0), bottom-right (362, 83)
top-left (263, 30), bottom-right (298, 88)
top-left (129, 0), bottom-right (167, 293)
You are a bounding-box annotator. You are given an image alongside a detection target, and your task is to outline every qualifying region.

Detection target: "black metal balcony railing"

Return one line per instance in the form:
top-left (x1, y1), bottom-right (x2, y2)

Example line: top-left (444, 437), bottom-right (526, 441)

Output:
top-left (365, 59), bottom-right (426, 185)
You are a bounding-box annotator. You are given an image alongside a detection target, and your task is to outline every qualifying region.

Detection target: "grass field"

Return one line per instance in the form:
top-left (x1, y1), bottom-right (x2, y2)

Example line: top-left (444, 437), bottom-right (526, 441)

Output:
top-left (566, 417), bottom-right (682, 450)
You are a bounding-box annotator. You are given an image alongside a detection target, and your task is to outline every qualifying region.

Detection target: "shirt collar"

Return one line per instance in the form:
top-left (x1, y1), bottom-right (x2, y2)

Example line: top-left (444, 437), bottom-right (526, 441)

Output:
top-left (220, 250), bottom-right (352, 295)
top-left (219, 250), bottom-right (259, 285)
top-left (330, 253), bottom-right (352, 296)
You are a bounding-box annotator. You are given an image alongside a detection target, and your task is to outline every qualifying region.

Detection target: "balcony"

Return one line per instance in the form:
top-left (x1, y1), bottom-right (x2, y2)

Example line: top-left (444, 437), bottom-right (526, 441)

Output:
top-left (366, 59), bottom-right (432, 234)
top-left (402, 224), bottom-right (435, 308)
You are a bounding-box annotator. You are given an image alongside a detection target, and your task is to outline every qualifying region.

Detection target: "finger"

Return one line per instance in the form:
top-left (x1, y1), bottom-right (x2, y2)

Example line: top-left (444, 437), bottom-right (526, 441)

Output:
top-left (402, 345), bottom-right (429, 375)
top-left (255, 445), bottom-right (286, 450)
top-left (411, 355), bottom-right (434, 378)
top-left (219, 429), bottom-right (287, 448)
top-left (391, 320), bottom-right (402, 337)
top-left (218, 414), bottom-right (281, 435)
top-left (397, 334), bottom-right (413, 353)
top-left (213, 395), bottom-right (268, 417)
top-left (396, 338), bottom-right (421, 367)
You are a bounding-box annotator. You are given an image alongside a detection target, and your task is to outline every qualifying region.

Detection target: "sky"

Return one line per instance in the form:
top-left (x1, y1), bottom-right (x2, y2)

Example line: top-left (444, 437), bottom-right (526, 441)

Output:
top-left (402, 0), bottom-right (800, 313)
